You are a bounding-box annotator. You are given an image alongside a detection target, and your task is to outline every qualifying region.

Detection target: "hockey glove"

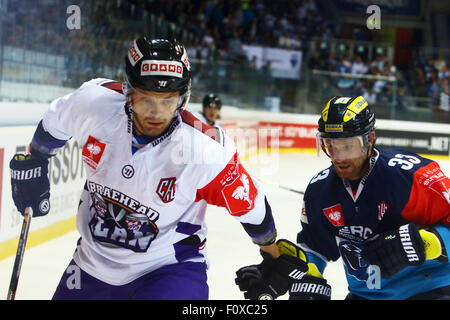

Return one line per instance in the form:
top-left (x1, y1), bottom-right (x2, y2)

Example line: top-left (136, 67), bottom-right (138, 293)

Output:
top-left (289, 263), bottom-right (331, 300)
top-left (10, 154), bottom-right (50, 217)
top-left (235, 239), bottom-right (309, 300)
top-left (361, 224), bottom-right (425, 278)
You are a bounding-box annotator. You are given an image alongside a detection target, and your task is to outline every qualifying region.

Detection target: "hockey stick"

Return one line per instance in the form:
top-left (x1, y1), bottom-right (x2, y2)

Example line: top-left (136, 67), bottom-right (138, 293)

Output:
top-left (7, 207), bottom-right (33, 300)
top-left (258, 178), bottom-right (304, 195)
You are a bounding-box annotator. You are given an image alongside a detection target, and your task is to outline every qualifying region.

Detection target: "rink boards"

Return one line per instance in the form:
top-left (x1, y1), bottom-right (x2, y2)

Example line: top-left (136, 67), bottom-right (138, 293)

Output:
top-left (0, 102), bottom-right (449, 261)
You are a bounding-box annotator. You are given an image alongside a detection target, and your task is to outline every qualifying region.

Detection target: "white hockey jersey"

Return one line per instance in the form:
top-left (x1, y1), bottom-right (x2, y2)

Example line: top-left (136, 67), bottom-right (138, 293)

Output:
top-left (35, 78), bottom-right (276, 285)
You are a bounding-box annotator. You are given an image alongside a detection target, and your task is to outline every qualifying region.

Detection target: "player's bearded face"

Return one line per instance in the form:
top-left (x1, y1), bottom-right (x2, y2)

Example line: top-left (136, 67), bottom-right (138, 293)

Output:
top-left (327, 132), bottom-right (375, 181)
top-left (131, 89), bottom-right (180, 136)
top-left (332, 153), bottom-right (369, 180)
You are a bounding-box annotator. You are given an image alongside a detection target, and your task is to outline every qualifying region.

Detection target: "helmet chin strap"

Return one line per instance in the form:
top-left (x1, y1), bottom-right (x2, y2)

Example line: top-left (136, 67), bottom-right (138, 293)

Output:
top-left (355, 139), bottom-right (376, 181)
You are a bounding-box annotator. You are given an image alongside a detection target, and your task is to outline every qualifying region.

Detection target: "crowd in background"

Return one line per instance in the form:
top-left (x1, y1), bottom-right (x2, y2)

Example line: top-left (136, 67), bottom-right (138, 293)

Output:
top-left (308, 51), bottom-right (405, 107)
top-left (413, 54), bottom-right (449, 112)
top-left (0, 0), bottom-right (448, 115)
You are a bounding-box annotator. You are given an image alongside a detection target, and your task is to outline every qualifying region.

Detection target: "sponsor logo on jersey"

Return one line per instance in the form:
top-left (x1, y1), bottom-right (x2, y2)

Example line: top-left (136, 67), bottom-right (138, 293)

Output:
top-left (377, 201), bottom-right (389, 220)
top-left (140, 60), bottom-right (183, 78)
top-left (82, 136), bottom-right (106, 170)
top-left (122, 165), bottom-right (134, 179)
top-left (156, 177), bottom-right (176, 203)
top-left (323, 204), bottom-right (344, 226)
top-left (338, 226), bottom-right (373, 241)
top-left (127, 40), bottom-right (143, 66)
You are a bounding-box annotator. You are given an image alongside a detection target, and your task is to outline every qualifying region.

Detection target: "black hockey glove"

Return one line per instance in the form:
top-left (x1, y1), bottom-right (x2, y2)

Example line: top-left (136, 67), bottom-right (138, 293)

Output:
top-left (289, 263), bottom-right (331, 300)
top-left (10, 154), bottom-right (50, 217)
top-left (235, 239), bottom-right (309, 300)
top-left (361, 224), bottom-right (426, 278)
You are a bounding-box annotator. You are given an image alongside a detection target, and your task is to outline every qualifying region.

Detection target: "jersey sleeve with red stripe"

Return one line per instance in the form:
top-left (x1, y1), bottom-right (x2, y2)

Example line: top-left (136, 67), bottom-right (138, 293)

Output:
top-left (196, 152), bottom-right (277, 245)
top-left (401, 161), bottom-right (450, 226)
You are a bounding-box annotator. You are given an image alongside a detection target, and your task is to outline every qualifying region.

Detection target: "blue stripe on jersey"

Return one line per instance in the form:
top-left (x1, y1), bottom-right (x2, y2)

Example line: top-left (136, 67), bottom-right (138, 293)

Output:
top-left (30, 120), bottom-right (68, 156)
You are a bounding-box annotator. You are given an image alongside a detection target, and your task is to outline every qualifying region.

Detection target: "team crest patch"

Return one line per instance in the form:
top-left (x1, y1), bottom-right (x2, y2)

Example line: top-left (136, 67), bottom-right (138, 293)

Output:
top-left (82, 136), bottom-right (106, 170)
top-left (323, 204), bottom-right (344, 226)
top-left (157, 177), bottom-right (176, 203)
top-left (377, 201), bottom-right (390, 220)
top-left (221, 172), bottom-right (256, 216)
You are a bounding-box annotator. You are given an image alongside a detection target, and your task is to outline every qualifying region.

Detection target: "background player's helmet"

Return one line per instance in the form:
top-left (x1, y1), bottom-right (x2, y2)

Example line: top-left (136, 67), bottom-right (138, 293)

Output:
top-left (202, 93), bottom-right (222, 111)
top-left (317, 96), bottom-right (375, 160)
top-left (123, 37), bottom-right (191, 109)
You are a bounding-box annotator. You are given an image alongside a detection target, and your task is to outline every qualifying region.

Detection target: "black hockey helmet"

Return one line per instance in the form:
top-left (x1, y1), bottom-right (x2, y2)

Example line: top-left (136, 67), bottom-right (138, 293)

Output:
top-left (317, 96), bottom-right (375, 160)
top-left (202, 93), bottom-right (222, 110)
top-left (123, 37), bottom-right (191, 108)
top-left (318, 96), bottom-right (375, 139)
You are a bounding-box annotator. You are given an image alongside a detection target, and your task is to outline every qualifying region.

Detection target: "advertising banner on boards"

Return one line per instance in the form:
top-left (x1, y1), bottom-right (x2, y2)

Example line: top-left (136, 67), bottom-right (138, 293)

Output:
top-left (376, 129), bottom-right (450, 156)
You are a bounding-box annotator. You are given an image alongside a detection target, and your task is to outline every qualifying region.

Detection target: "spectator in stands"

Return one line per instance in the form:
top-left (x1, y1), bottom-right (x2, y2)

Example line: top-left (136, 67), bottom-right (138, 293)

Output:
top-left (308, 51), bottom-right (323, 70)
top-left (351, 55), bottom-right (368, 75)
top-left (325, 52), bottom-right (337, 71)
top-left (434, 55), bottom-right (447, 72)
top-left (438, 66), bottom-right (449, 81)
top-left (428, 79), bottom-right (442, 107)
top-left (424, 58), bottom-right (437, 84)
top-left (335, 56), bottom-right (351, 74)
top-left (370, 55), bottom-right (385, 74)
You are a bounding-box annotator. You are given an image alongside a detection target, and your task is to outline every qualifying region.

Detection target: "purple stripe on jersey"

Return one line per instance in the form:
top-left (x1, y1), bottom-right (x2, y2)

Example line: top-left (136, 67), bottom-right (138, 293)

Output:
top-left (176, 222), bottom-right (201, 235)
top-left (241, 197), bottom-right (277, 245)
top-left (31, 121), bottom-right (68, 155)
top-left (173, 241), bottom-right (204, 263)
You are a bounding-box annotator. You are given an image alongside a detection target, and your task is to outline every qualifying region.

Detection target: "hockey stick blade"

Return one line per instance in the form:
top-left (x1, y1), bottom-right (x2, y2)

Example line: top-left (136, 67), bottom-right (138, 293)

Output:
top-left (7, 207), bottom-right (33, 300)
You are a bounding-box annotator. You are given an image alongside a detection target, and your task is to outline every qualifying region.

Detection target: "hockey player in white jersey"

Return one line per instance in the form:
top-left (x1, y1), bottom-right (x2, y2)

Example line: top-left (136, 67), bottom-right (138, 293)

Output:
top-left (9, 37), bottom-right (307, 299)
top-left (192, 93), bottom-right (222, 128)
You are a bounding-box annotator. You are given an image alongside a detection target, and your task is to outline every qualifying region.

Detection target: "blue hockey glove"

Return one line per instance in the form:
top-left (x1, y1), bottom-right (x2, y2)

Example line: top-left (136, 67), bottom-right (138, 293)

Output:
top-left (361, 224), bottom-right (426, 278)
top-left (10, 154), bottom-right (50, 217)
top-left (235, 239), bottom-right (309, 300)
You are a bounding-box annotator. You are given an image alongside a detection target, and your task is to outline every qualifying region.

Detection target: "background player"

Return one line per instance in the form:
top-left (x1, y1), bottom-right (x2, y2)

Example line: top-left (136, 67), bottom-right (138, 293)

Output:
top-left (235, 96), bottom-right (449, 300)
top-left (193, 93), bottom-right (222, 128)
top-left (9, 37), bottom-right (307, 300)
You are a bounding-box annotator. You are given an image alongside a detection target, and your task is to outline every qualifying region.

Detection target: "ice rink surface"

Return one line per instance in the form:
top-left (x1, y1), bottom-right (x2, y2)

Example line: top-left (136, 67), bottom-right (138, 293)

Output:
top-left (0, 152), bottom-right (449, 300)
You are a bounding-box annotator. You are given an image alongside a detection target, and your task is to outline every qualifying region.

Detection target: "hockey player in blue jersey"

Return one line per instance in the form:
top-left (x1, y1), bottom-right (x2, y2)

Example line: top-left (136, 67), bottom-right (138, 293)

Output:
top-left (235, 96), bottom-right (449, 300)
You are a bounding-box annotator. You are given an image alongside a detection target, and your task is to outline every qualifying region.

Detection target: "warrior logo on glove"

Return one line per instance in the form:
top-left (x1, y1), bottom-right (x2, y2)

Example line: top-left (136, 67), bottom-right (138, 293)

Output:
top-left (10, 154), bottom-right (50, 217)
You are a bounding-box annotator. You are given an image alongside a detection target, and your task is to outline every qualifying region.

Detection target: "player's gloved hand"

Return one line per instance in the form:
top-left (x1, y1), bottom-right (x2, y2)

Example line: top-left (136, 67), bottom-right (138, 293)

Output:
top-left (10, 153), bottom-right (50, 217)
top-left (289, 263), bottom-right (331, 300)
top-left (361, 224), bottom-right (426, 278)
top-left (235, 239), bottom-right (309, 300)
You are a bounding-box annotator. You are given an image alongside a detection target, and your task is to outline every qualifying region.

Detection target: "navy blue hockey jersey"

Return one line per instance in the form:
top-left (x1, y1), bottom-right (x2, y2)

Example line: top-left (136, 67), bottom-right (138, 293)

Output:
top-left (297, 148), bottom-right (450, 299)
